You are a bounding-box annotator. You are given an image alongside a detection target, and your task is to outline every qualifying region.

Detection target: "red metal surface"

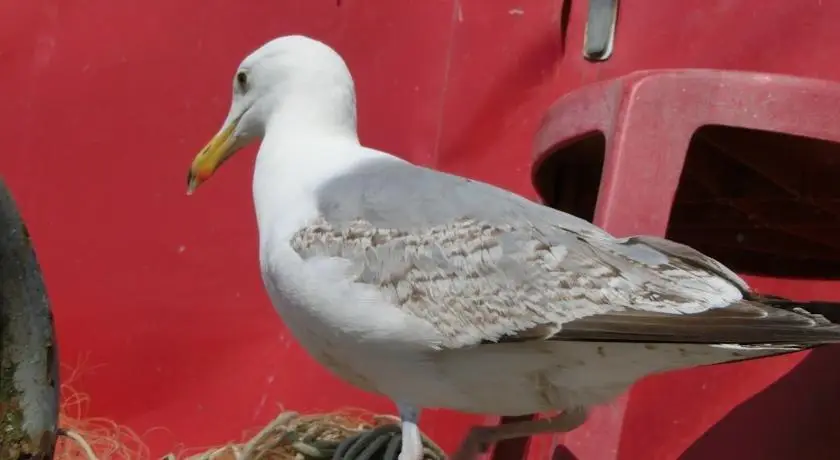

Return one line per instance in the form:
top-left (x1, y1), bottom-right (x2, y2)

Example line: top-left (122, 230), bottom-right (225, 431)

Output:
top-left (4, 0), bottom-right (840, 459)
top-left (532, 69), bottom-right (840, 460)
top-left (522, 1), bottom-right (840, 459)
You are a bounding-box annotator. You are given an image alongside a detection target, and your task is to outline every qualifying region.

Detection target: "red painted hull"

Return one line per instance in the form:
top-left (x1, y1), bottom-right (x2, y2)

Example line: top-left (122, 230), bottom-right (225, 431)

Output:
top-left (2, 1), bottom-right (839, 459)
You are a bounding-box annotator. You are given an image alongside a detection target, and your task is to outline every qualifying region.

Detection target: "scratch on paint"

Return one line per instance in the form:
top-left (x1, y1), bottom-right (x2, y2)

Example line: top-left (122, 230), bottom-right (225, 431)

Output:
top-left (432, 0), bottom-right (460, 164)
top-left (253, 393), bottom-right (269, 420)
top-left (253, 374), bottom-right (276, 420)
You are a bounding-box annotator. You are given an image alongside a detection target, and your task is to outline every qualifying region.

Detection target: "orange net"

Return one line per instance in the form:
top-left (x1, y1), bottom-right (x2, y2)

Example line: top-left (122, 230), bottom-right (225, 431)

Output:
top-left (55, 365), bottom-right (148, 459)
top-left (52, 364), bottom-right (406, 460)
top-left (171, 409), bottom-right (393, 460)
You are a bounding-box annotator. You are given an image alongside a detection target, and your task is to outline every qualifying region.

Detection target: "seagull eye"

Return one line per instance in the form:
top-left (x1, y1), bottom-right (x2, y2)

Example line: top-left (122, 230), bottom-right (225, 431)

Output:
top-left (236, 71), bottom-right (249, 91)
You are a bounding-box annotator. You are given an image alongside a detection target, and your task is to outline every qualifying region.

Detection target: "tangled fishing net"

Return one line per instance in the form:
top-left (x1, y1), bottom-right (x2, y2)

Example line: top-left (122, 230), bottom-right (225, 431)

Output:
top-left (54, 365), bottom-right (149, 459)
top-left (54, 366), bottom-right (444, 460)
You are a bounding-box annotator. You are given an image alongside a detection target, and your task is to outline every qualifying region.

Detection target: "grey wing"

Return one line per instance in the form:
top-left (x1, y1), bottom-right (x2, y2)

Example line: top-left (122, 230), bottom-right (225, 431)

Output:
top-left (557, 235), bottom-right (840, 345)
top-left (295, 158), bottom-right (840, 348)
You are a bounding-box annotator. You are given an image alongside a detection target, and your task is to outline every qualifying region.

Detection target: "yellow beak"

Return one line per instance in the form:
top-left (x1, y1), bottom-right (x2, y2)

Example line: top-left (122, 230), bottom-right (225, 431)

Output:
top-left (186, 121), bottom-right (239, 195)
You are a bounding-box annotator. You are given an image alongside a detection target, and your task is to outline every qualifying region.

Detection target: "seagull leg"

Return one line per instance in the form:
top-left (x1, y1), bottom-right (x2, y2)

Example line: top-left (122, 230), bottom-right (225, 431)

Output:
top-left (451, 408), bottom-right (588, 460)
top-left (397, 402), bottom-right (425, 460)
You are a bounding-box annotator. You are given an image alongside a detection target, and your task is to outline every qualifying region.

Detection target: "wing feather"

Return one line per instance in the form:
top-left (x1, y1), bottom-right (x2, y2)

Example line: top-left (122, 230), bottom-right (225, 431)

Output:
top-left (293, 159), bottom-right (840, 349)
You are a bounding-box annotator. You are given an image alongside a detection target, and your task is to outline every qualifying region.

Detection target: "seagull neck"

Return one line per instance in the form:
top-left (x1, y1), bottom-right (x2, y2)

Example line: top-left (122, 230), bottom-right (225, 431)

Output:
top-left (251, 112), bottom-right (365, 239)
top-left (257, 108), bottom-right (364, 176)
top-left (269, 87), bottom-right (358, 140)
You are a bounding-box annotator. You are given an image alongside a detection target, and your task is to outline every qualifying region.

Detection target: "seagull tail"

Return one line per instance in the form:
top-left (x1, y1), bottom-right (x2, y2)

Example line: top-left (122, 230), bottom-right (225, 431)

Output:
top-left (752, 294), bottom-right (840, 325)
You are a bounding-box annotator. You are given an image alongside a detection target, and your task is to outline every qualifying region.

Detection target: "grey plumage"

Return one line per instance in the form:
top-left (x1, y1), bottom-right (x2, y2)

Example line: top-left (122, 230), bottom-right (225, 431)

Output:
top-left (291, 157), bottom-right (840, 350)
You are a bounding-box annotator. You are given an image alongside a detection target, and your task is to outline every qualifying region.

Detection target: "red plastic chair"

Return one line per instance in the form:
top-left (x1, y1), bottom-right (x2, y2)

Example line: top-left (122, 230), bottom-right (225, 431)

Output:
top-left (519, 69), bottom-right (840, 460)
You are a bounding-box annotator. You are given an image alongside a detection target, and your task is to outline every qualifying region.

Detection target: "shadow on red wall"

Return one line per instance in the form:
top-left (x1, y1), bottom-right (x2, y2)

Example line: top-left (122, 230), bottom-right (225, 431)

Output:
top-left (679, 346), bottom-right (840, 460)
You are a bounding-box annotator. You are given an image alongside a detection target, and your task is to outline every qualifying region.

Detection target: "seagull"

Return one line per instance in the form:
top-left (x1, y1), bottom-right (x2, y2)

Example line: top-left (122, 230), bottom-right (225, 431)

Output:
top-left (185, 35), bottom-right (840, 460)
